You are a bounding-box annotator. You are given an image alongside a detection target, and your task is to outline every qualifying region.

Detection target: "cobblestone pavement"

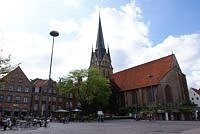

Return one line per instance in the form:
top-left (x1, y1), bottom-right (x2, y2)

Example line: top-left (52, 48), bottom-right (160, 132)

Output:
top-left (1, 120), bottom-right (200, 134)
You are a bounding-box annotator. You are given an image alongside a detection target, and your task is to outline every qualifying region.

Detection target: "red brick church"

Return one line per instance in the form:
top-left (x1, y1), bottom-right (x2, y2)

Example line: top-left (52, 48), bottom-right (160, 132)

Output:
top-left (90, 14), bottom-right (191, 120)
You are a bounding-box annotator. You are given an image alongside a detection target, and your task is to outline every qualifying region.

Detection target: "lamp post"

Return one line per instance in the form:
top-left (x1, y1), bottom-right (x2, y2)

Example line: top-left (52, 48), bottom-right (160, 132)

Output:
top-left (44, 31), bottom-right (59, 127)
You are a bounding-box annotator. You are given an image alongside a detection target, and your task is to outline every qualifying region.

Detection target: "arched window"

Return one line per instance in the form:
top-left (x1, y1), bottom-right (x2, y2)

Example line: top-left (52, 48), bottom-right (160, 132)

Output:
top-left (164, 85), bottom-right (173, 103)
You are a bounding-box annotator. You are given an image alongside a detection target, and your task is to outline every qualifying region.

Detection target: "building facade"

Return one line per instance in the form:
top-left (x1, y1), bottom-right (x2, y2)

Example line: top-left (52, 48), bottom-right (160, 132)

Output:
top-left (31, 79), bottom-right (74, 117)
top-left (89, 15), bottom-right (113, 78)
top-left (110, 54), bottom-right (190, 120)
top-left (0, 66), bottom-right (32, 117)
top-left (189, 88), bottom-right (200, 107)
top-left (0, 66), bottom-right (74, 117)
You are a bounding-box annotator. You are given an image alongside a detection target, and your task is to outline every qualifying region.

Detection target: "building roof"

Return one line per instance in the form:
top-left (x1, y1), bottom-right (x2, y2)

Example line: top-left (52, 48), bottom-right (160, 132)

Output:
top-left (33, 79), bottom-right (48, 88)
top-left (1, 66), bottom-right (30, 83)
top-left (191, 88), bottom-right (200, 95)
top-left (110, 54), bottom-right (176, 91)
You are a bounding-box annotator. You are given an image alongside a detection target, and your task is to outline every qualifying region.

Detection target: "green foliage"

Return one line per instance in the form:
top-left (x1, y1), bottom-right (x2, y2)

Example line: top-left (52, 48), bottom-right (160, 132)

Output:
top-left (58, 68), bottom-right (112, 114)
top-left (179, 101), bottom-right (198, 112)
top-left (0, 54), bottom-right (12, 77)
top-left (87, 68), bottom-right (111, 106)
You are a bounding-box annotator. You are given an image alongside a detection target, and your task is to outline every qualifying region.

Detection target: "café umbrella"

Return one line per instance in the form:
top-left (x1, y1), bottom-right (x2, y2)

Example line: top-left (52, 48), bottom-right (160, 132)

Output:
top-left (71, 108), bottom-right (82, 112)
top-left (55, 109), bottom-right (69, 113)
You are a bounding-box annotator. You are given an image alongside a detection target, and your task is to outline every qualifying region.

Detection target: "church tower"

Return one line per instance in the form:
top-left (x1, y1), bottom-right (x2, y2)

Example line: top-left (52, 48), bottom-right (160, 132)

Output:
top-left (89, 14), bottom-right (113, 78)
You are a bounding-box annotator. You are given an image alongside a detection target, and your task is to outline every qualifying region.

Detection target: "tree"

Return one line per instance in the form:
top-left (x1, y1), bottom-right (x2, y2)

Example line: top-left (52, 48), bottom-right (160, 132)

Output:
top-left (87, 68), bottom-right (111, 107)
top-left (0, 53), bottom-right (13, 77)
top-left (58, 68), bottom-right (111, 114)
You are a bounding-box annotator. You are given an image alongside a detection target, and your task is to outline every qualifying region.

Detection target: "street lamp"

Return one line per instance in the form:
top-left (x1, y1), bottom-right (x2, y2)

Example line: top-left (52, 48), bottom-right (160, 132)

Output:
top-left (44, 31), bottom-right (59, 127)
top-left (49, 31), bottom-right (59, 79)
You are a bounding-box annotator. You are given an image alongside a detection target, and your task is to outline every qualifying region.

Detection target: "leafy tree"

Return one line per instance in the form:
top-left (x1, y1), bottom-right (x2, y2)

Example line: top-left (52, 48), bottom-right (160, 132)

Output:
top-left (58, 68), bottom-right (111, 114)
top-left (0, 53), bottom-right (13, 77)
top-left (87, 68), bottom-right (111, 107)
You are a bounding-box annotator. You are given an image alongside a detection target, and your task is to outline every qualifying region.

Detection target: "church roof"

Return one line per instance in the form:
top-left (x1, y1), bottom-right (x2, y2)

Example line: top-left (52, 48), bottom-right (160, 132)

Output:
top-left (110, 54), bottom-right (176, 91)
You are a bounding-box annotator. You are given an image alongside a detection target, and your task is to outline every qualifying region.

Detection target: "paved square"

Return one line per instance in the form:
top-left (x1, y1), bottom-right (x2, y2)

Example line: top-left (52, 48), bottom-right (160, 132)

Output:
top-left (1, 120), bottom-right (200, 134)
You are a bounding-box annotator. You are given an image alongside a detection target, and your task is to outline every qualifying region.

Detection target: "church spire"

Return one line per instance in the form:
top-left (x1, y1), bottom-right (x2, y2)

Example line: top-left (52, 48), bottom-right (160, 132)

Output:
top-left (89, 12), bottom-right (113, 78)
top-left (107, 43), bottom-right (111, 61)
top-left (95, 13), bottom-right (106, 61)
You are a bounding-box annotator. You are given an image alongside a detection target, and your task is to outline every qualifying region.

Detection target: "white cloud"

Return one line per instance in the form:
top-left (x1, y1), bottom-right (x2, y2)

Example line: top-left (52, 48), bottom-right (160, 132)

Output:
top-left (64, 0), bottom-right (82, 9)
top-left (0, 0), bottom-right (30, 30)
top-left (49, 19), bottom-right (80, 35)
top-left (152, 34), bottom-right (200, 88)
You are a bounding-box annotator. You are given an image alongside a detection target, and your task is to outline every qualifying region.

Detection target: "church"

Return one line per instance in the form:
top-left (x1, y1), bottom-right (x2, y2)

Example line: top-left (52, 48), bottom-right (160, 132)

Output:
top-left (90, 14), bottom-right (191, 120)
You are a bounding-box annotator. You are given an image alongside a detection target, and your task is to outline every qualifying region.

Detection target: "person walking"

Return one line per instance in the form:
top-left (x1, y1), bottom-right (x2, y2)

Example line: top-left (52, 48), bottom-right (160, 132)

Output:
top-left (97, 109), bottom-right (104, 122)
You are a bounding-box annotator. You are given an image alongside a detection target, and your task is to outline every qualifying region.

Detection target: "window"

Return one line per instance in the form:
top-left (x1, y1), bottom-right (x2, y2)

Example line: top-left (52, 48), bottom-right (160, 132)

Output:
top-left (147, 87), bottom-right (155, 103)
top-left (66, 102), bottom-right (69, 108)
top-left (34, 104), bottom-right (38, 111)
top-left (34, 95), bottom-right (39, 100)
top-left (59, 98), bottom-right (62, 102)
top-left (48, 88), bottom-right (52, 93)
top-left (0, 84), bottom-right (5, 90)
top-left (7, 95), bottom-right (13, 102)
top-left (58, 106), bottom-right (62, 109)
top-left (48, 96), bottom-right (51, 102)
top-left (53, 89), bottom-right (56, 94)
top-left (191, 98), bottom-right (194, 100)
top-left (53, 97), bottom-right (56, 102)
top-left (164, 85), bottom-right (173, 103)
top-left (70, 102), bottom-right (73, 108)
top-left (35, 87), bottom-right (39, 93)
top-left (25, 87), bottom-right (29, 92)
top-left (0, 95), bottom-right (4, 102)
top-left (197, 97), bottom-right (199, 100)
top-left (9, 85), bottom-right (14, 91)
top-left (24, 97), bottom-right (29, 103)
top-left (67, 93), bottom-right (73, 98)
top-left (42, 104), bottom-right (46, 112)
top-left (17, 85), bottom-right (22, 92)
top-left (52, 105), bottom-right (56, 111)
top-left (42, 96), bottom-right (47, 101)
top-left (131, 91), bottom-right (138, 105)
top-left (43, 89), bottom-right (47, 93)
top-left (16, 96), bottom-right (21, 103)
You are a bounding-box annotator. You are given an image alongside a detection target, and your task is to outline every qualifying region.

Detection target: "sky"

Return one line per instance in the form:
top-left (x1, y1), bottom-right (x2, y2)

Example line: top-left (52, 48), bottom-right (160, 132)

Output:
top-left (0, 0), bottom-right (200, 88)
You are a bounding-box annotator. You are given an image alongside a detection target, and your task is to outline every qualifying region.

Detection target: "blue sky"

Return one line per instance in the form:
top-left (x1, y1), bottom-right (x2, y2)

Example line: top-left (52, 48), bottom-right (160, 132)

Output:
top-left (0, 0), bottom-right (200, 88)
top-left (136, 0), bottom-right (200, 44)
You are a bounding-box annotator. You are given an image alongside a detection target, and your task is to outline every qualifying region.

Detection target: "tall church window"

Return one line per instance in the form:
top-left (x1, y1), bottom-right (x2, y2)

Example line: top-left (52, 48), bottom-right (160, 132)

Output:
top-left (132, 91), bottom-right (137, 105)
top-left (164, 85), bottom-right (173, 103)
top-left (147, 87), bottom-right (155, 103)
